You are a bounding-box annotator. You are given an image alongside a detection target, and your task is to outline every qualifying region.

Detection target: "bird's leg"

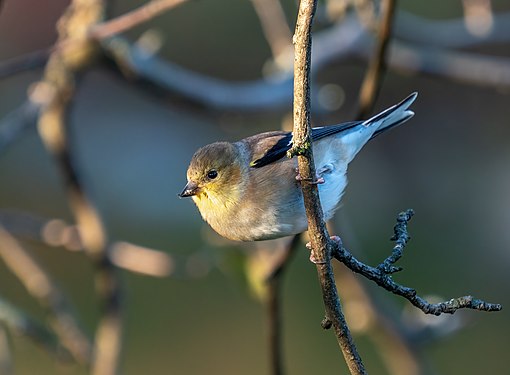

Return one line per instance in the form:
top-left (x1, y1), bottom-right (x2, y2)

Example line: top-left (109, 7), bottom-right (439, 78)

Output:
top-left (295, 166), bottom-right (327, 184)
top-left (305, 236), bottom-right (342, 264)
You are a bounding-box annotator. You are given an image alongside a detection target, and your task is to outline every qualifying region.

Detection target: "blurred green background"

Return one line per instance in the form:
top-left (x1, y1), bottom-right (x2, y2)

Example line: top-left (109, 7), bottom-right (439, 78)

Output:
top-left (0, 0), bottom-right (509, 374)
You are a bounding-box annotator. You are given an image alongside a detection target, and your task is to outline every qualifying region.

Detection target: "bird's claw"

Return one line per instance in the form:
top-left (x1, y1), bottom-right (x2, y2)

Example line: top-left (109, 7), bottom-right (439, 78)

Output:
top-left (306, 236), bottom-right (343, 264)
top-left (308, 251), bottom-right (327, 264)
top-left (305, 241), bottom-right (327, 264)
top-left (295, 168), bottom-right (325, 185)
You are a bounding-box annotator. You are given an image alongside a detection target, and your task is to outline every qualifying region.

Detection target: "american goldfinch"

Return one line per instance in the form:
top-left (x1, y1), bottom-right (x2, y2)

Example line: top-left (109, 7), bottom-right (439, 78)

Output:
top-left (179, 93), bottom-right (417, 241)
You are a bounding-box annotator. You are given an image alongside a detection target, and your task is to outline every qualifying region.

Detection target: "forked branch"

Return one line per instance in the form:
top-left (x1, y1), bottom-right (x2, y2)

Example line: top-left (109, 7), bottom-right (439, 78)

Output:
top-left (331, 210), bottom-right (502, 315)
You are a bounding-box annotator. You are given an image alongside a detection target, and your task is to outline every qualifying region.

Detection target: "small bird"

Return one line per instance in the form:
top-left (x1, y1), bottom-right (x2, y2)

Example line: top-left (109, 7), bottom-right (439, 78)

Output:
top-left (179, 93), bottom-right (417, 241)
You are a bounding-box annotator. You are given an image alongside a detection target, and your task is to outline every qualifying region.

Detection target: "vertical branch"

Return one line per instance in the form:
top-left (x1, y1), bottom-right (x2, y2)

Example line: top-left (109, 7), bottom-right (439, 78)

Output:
top-left (357, 0), bottom-right (397, 118)
top-left (34, 1), bottom-right (122, 374)
top-left (289, 1), bottom-right (366, 374)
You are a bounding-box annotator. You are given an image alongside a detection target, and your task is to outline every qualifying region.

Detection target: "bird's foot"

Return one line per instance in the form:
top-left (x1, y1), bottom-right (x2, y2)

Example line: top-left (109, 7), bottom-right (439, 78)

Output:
top-left (305, 241), bottom-right (327, 264)
top-left (295, 168), bottom-right (325, 184)
top-left (305, 236), bottom-right (343, 264)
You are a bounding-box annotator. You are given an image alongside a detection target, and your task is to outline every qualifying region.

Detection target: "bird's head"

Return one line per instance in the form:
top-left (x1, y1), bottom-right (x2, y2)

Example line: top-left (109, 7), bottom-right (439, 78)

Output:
top-left (179, 142), bottom-right (245, 211)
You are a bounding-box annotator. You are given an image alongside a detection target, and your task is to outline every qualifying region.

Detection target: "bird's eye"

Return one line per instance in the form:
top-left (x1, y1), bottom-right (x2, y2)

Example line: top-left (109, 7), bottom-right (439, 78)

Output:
top-left (207, 169), bottom-right (218, 179)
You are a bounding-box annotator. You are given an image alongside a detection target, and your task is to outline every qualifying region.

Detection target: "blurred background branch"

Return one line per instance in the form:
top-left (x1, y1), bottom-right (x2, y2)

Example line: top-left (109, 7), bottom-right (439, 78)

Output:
top-left (0, 210), bottom-right (209, 279)
top-left (2, 10), bottom-right (510, 87)
top-left (33, 0), bottom-right (121, 374)
top-left (0, 102), bottom-right (39, 156)
top-left (357, 0), bottom-right (396, 118)
top-left (0, 0), bottom-right (190, 80)
top-left (0, 225), bottom-right (91, 364)
top-left (249, 0), bottom-right (292, 70)
top-left (0, 297), bottom-right (70, 363)
top-left (264, 234), bottom-right (300, 375)
top-left (0, 324), bottom-right (13, 375)
top-left (99, 11), bottom-right (510, 112)
top-left (89, 0), bottom-right (189, 39)
top-left (0, 49), bottom-right (51, 81)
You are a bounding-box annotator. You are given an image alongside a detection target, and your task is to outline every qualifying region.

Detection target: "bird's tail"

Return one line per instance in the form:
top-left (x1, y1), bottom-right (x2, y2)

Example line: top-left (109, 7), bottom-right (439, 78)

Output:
top-left (364, 92), bottom-right (417, 138)
top-left (331, 92), bottom-right (417, 165)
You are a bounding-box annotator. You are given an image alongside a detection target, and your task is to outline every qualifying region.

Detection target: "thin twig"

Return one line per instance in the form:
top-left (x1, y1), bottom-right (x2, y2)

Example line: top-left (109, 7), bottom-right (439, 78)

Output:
top-left (377, 209), bottom-right (413, 274)
top-left (0, 225), bottom-right (91, 364)
top-left (265, 234), bottom-right (300, 375)
top-left (327, 216), bottom-right (430, 375)
top-left (289, 0), bottom-right (366, 373)
top-left (332, 210), bottom-right (502, 315)
top-left (357, 0), bottom-right (396, 118)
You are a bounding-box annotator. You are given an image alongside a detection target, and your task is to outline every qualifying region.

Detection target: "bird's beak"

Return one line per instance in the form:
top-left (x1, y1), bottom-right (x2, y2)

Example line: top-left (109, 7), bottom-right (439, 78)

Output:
top-left (178, 181), bottom-right (200, 198)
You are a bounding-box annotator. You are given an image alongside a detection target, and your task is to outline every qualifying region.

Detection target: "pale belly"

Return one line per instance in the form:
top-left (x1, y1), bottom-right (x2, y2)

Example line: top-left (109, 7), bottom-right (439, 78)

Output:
top-left (242, 168), bottom-right (347, 241)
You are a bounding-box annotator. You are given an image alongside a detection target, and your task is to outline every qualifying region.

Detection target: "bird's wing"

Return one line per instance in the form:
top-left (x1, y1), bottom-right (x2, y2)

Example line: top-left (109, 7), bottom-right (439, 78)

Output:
top-left (249, 132), bottom-right (292, 168)
top-left (249, 93), bottom-right (416, 169)
top-left (249, 122), bottom-right (362, 168)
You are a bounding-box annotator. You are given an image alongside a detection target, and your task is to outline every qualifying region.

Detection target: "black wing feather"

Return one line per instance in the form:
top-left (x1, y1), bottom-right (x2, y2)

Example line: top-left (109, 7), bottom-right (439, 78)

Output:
top-left (250, 133), bottom-right (292, 168)
top-left (250, 121), bottom-right (362, 168)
